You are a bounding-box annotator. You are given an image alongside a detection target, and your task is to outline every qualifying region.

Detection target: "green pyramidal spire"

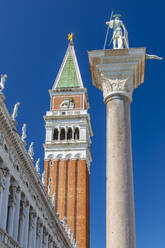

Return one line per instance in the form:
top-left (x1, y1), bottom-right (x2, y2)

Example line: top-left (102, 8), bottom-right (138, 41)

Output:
top-left (53, 43), bottom-right (83, 89)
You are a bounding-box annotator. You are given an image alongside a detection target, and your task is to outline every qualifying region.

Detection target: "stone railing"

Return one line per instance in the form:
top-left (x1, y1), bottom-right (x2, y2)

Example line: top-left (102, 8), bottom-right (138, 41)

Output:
top-left (46, 109), bottom-right (87, 116)
top-left (0, 227), bottom-right (20, 248)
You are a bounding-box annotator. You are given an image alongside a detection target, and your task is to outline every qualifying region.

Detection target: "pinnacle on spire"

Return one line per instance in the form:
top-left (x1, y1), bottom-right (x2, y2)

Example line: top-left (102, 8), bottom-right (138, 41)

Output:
top-left (52, 41), bottom-right (84, 89)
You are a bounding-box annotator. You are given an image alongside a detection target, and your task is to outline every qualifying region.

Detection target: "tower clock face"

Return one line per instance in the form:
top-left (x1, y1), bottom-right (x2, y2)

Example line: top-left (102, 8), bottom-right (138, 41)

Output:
top-left (60, 98), bottom-right (75, 109)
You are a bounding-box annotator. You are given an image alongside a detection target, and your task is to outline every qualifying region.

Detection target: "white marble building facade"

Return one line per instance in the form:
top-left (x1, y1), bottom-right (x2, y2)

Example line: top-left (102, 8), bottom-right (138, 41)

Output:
top-left (0, 93), bottom-right (76, 248)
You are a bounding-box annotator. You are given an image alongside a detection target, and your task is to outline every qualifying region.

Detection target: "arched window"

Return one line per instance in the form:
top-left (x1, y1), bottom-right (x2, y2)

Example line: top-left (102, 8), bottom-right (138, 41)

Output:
top-left (53, 128), bottom-right (58, 140)
top-left (74, 128), bottom-right (79, 140)
top-left (67, 128), bottom-right (72, 140)
top-left (60, 128), bottom-right (65, 140)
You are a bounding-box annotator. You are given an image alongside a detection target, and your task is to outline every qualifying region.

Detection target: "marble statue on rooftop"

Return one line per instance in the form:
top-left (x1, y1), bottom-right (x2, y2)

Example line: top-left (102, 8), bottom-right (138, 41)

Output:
top-left (48, 182), bottom-right (51, 195)
top-left (0, 74), bottom-right (7, 93)
top-left (28, 142), bottom-right (34, 159)
top-left (21, 123), bottom-right (27, 142)
top-left (62, 216), bottom-right (67, 226)
top-left (67, 228), bottom-right (71, 238)
top-left (12, 102), bottom-right (20, 120)
top-left (106, 14), bottom-right (129, 49)
top-left (42, 171), bottom-right (45, 185)
top-left (35, 158), bottom-right (40, 173)
top-left (52, 193), bottom-right (56, 205)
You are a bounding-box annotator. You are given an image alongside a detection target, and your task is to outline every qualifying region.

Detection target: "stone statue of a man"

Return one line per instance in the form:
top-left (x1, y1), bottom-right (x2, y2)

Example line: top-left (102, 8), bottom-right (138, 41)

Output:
top-left (12, 102), bottom-right (20, 120)
top-left (0, 74), bottom-right (7, 93)
top-left (28, 142), bottom-right (34, 159)
top-left (106, 14), bottom-right (129, 49)
top-left (42, 172), bottom-right (45, 185)
top-left (21, 123), bottom-right (27, 142)
top-left (35, 158), bottom-right (40, 173)
top-left (52, 193), bottom-right (56, 205)
top-left (48, 182), bottom-right (51, 195)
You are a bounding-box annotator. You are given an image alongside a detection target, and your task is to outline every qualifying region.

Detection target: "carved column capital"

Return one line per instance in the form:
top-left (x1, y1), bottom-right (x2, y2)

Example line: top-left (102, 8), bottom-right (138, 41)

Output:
top-left (9, 183), bottom-right (18, 206)
top-left (100, 73), bottom-right (134, 103)
top-left (29, 209), bottom-right (36, 230)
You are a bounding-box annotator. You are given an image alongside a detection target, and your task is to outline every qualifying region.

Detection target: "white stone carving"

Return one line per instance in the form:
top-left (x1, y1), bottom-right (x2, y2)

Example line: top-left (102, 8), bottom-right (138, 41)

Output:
top-left (74, 242), bottom-right (78, 248)
top-left (101, 73), bottom-right (132, 101)
top-left (12, 102), bottom-right (20, 120)
top-left (42, 172), bottom-right (45, 185)
top-left (61, 216), bottom-right (67, 229)
top-left (35, 158), bottom-right (40, 173)
top-left (146, 54), bottom-right (163, 60)
top-left (48, 182), bottom-right (51, 196)
top-left (21, 123), bottom-right (27, 142)
top-left (0, 132), bottom-right (4, 146)
top-left (51, 193), bottom-right (56, 205)
top-left (106, 14), bottom-right (129, 49)
top-left (28, 142), bottom-right (34, 160)
top-left (60, 98), bottom-right (74, 109)
top-left (0, 74), bottom-right (7, 93)
top-left (67, 228), bottom-right (71, 238)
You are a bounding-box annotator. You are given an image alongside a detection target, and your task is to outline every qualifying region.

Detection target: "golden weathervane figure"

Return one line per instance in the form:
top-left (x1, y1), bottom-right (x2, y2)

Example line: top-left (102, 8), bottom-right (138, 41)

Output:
top-left (68, 33), bottom-right (73, 43)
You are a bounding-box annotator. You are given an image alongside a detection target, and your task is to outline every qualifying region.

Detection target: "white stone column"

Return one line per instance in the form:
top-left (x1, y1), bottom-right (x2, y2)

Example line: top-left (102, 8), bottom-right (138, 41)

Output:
top-left (45, 231), bottom-right (49, 248)
top-left (31, 213), bottom-right (37, 248)
top-left (7, 183), bottom-right (17, 236)
top-left (0, 169), bottom-right (6, 214)
top-left (105, 93), bottom-right (136, 248)
top-left (58, 127), bottom-right (60, 141)
top-left (72, 127), bottom-right (75, 140)
top-left (23, 202), bottom-right (30, 248)
top-left (88, 48), bottom-right (146, 248)
top-left (13, 187), bottom-right (21, 241)
top-left (48, 237), bottom-right (53, 248)
top-left (0, 169), bottom-right (10, 230)
top-left (36, 219), bottom-right (40, 248)
top-left (18, 199), bottom-right (26, 246)
top-left (100, 75), bottom-right (136, 248)
top-left (39, 224), bottom-right (43, 248)
top-left (28, 210), bottom-right (35, 248)
top-left (65, 127), bottom-right (67, 140)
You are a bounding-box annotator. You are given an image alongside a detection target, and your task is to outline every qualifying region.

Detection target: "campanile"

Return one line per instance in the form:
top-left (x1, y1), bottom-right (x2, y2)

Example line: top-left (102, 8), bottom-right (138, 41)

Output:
top-left (43, 40), bottom-right (92, 248)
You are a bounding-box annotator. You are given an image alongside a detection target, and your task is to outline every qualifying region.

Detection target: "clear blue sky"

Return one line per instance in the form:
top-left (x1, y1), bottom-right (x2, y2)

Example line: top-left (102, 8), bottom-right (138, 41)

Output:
top-left (0, 1), bottom-right (164, 247)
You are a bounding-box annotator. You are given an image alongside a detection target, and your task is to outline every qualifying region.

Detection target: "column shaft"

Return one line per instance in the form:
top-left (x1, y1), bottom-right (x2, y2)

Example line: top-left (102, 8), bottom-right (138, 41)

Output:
top-left (106, 95), bottom-right (136, 248)
top-left (39, 225), bottom-right (43, 248)
top-left (18, 214), bottom-right (25, 246)
top-left (45, 233), bottom-right (48, 248)
top-left (0, 173), bottom-right (10, 230)
top-left (31, 215), bottom-right (37, 248)
top-left (13, 189), bottom-right (21, 241)
top-left (7, 204), bottom-right (15, 236)
top-left (23, 204), bottom-right (30, 248)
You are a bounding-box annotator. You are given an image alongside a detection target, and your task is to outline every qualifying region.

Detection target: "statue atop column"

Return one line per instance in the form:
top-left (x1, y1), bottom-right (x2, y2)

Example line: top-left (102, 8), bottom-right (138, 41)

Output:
top-left (106, 14), bottom-right (129, 49)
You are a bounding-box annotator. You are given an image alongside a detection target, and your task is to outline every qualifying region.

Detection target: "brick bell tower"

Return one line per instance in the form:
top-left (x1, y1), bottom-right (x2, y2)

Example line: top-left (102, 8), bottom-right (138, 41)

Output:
top-left (43, 40), bottom-right (92, 248)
